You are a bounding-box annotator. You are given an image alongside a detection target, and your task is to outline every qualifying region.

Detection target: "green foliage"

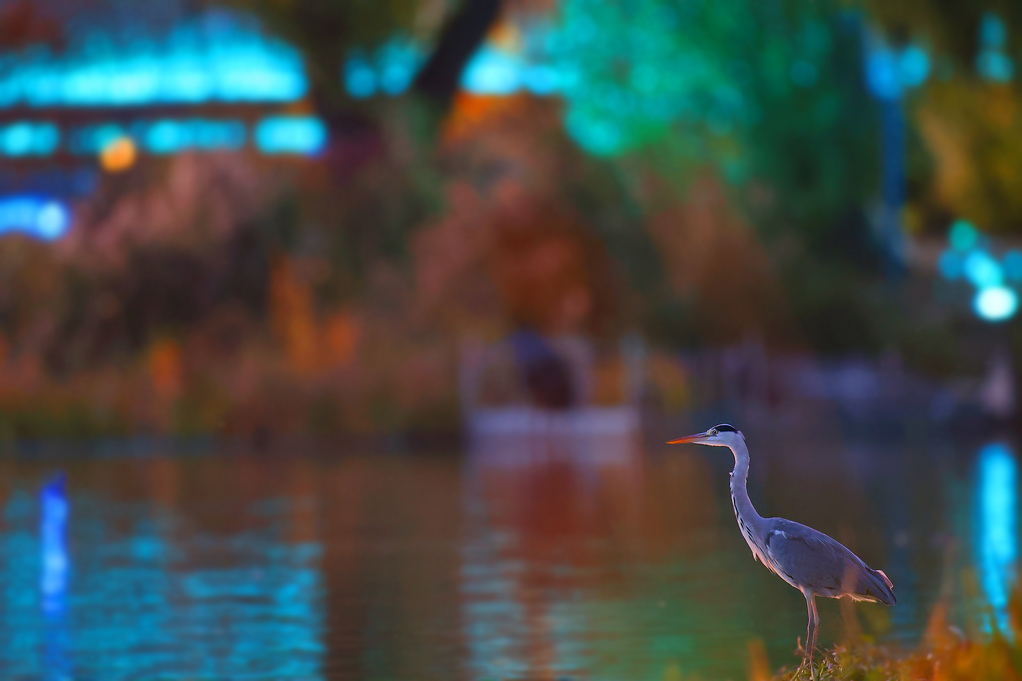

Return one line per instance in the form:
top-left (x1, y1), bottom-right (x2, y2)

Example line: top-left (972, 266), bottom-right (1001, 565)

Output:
top-left (551, 0), bottom-right (879, 254)
top-left (855, 2), bottom-right (1022, 233)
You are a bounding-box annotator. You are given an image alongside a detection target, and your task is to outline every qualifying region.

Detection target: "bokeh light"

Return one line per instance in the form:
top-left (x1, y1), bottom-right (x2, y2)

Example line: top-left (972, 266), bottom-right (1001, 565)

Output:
top-left (1003, 251), bottom-right (1022, 281)
top-left (254, 116), bottom-right (326, 155)
top-left (0, 11), bottom-right (306, 108)
top-left (974, 286), bottom-right (1018, 321)
top-left (964, 250), bottom-right (1003, 288)
top-left (938, 250), bottom-right (964, 280)
top-left (0, 196), bottom-right (70, 240)
top-left (0, 121), bottom-right (60, 157)
top-left (100, 136), bottom-right (137, 172)
top-left (949, 219), bottom-right (980, 251)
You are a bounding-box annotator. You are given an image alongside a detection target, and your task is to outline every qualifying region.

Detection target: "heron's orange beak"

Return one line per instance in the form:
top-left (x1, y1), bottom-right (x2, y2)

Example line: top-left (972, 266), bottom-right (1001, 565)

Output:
top-left (667, 432), bottom-right (709, 445)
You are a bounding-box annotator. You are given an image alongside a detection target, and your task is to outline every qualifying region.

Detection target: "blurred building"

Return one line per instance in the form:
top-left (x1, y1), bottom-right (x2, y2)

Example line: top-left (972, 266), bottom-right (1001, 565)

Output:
top-left (0, 3), bottom-right (323, 240)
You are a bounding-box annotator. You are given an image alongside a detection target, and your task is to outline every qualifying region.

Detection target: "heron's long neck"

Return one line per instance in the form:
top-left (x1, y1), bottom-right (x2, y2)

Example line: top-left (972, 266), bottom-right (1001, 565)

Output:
top-left (728, 440), bottom-right (766, 535)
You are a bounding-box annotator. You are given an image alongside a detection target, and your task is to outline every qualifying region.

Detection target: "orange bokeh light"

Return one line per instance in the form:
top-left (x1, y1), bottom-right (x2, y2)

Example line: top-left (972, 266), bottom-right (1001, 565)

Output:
top-left (100, 136), bottom-right (137, 172)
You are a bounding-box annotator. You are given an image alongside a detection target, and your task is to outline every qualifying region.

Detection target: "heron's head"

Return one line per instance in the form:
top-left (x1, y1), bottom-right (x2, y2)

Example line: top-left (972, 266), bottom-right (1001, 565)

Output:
top-left (667, 423), bottom-right (743, 448)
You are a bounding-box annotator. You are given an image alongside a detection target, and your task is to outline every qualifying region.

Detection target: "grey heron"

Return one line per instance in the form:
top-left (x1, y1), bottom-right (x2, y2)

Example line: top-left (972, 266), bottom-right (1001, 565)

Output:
top-left (668, 424), bottom-right (896, 665)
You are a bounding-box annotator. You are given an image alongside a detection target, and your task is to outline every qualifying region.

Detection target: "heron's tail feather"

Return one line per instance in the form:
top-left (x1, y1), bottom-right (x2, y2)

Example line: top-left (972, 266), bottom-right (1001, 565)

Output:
top-left (864, 567), bottom-right (897, 605)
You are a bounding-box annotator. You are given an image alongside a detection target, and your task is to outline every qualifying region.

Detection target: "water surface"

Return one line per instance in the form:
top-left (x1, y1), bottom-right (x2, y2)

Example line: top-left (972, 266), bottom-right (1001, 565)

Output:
top-left (0, 429), bottom-right (1012, 679)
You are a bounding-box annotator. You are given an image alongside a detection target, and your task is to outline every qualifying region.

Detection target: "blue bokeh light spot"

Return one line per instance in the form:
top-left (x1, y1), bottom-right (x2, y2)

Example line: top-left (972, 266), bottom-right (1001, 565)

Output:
top-left (866, 48), bottom-right (901, 100)
top-left (462, 47), bottom-right (522, 95)
top-left (977, 51), bottom-right (1014, 82)
top-left (975, 286), bottom-right (1018, 322)
top-left (197, 119), bottom-right (246, 150)
top-left (377, 40), bottom-right (420, 95)
top-left (0, 121), bottom-right (60, 156)
top-left (0, 196), bottom-right (71, 240)
top-left (1003, 251), bottom-right (1022, 281)
top-left (899, 46), bottom-right (930, 87)
top-left (964, 250), bottom-right (1003, 288)
top-left (981, 12), bottom-right (1007, 49)
top-left (525, 66), bottom-right (560, 95)
top-left (36, 202), bottom-right (70, 240)
top-left (564, 109), bottom-right (626, 157)
top-left (146, 120), bottom-right (186, 154)
top-left (70, 123), bottom-right (127, 155)
top-left (344, 56), bottom-right (376, 99)
top-left (379, 64), bottom-right (411, 95)
top-left (137, 119), bottom-right (248, 153)
top-left (938, 250), bottom-right (964, 280)
top-left (255, 116), bottom-right (327, 155)
top-left (949, 219), bottom-right (980, 252)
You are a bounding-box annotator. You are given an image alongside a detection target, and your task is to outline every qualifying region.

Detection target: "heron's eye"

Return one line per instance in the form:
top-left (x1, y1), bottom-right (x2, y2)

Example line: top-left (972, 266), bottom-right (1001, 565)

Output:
top-left (710, 428), bottom-right (718, 436)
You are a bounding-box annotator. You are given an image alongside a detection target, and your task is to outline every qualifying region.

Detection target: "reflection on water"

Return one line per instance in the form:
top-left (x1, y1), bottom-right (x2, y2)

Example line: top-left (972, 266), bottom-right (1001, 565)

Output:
top-left (0, 459), bottom-right (324, 678)
top-left (39, 472), bottom-right (69, 615)
top-left (39, 472), bottom-right (70, 678)
top-left (976, 441), bottom-right (1017, 631)
top-left (0, 432), bottom-right (1013, 679)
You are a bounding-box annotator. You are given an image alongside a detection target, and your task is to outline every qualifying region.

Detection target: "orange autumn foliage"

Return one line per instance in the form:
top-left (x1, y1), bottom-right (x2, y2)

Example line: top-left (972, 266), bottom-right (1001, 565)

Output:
top-left (147, 339), bottom-right (183, 401)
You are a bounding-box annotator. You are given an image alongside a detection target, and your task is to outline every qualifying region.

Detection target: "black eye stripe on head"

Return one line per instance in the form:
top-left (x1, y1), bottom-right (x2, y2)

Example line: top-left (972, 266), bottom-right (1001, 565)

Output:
top-left (713, 424), bottom-right (738, 433)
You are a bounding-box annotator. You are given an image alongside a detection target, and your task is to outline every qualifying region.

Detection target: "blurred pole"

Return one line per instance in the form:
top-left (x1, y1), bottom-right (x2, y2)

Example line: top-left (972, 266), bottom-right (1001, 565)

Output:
top-left (878, 95), bottom-right (907, 276)
top-left (864, 29), bottom-right (919, 278)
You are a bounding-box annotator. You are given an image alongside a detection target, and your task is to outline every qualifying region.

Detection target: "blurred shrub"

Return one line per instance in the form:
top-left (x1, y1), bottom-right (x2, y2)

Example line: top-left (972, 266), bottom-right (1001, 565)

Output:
top-left (3, 0), bottom-right (1014, 437)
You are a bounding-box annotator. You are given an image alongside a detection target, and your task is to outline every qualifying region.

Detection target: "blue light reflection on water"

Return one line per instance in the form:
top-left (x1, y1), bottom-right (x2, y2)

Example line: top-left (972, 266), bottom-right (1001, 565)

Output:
top-left (976, 442), bottom-right (1017, 631)
top-left (39, 472), bottom-right (71, 678)
top-left (0, 436), bottom-right (1005, 679)
top-left (40, 472), bottom-right (69, 613)
top-left (0, 484), bottom-right (325, 678)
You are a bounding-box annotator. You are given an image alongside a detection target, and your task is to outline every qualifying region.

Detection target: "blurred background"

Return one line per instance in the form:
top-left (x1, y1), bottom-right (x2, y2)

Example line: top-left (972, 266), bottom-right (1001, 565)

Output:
top-left (0, 0), bottom-right (1021, 678)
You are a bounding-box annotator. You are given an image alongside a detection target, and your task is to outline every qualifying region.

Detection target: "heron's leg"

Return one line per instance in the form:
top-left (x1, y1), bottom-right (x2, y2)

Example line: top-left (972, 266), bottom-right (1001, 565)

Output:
top-left (802, 589), bottom-right (819, 665)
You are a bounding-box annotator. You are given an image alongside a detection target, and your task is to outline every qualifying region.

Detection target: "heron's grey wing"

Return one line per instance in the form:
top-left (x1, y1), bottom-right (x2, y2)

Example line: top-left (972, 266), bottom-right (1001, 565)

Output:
top-left (764, 519), bottom-right (896, 604)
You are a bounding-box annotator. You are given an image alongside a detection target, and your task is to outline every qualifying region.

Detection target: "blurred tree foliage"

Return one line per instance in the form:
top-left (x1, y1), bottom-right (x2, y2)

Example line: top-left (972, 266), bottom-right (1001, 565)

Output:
top-left (550, 0), bottom-right (880, 259)
top-left (861, 0), bottom-right (1022, 233)
top-left (6, 0), bottom-right (1012, 438)
top-left (915, 82), bottom-right (1022, 235)
top-left (861, 0), bottom-right (1022, 67)
top-left (228, 0), bottom-right (426, 109)
top-left (543, 0), bottom-right (898, 352)
top-left (229, 0), bottom-right (500, 116)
